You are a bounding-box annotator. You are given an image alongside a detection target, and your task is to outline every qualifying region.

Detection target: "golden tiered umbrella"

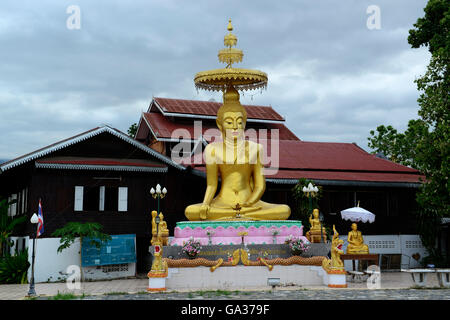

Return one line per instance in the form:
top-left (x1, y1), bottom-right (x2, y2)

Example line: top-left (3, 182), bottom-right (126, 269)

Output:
top-left (194, 19), bottom-right (268, 93)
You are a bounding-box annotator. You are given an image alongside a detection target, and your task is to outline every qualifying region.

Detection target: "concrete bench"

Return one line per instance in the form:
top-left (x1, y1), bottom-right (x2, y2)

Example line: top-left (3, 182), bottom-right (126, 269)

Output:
top-left (401, 269), bottom-right (437, 287)
top-left (436, 269), bottom-right (450, 288)
top-left (347, 270), bottom-right (366, 283)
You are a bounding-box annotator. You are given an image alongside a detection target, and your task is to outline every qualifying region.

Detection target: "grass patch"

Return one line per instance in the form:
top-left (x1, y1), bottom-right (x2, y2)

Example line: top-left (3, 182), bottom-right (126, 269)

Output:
top-left (410, 285), bottom-right (446, 290)
top-left (104, 291), bottom-right (129, 296)
top-left (193, 289), bottom-right (241, 297)
top-left (136, 291), bottom-right (150, 295)
top-left (50, 292), bottom-right (79, 300)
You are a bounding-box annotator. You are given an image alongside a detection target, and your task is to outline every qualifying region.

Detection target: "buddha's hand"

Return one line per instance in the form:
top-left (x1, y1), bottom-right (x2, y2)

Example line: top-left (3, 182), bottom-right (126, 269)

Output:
top-left (199, 204), bottom-right (209, 220)
top-left (241, 199), bottom-right (256, 207)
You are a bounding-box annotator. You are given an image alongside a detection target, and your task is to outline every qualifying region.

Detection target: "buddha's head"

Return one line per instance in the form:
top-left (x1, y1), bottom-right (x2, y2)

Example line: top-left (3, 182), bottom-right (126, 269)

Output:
top-left (312, 208), bottom-right (319, 219)
top-left (351, 223), bottom-right (358, 231)
top-left (159, 213), bottom-right (164, 220)
top-left (217, 86), bottom-right (247, 142)
top-left (151, 210), bottom-right (157, 218)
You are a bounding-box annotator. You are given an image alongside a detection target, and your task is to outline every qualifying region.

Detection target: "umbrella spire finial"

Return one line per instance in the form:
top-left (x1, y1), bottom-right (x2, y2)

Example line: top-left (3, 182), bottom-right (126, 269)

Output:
top-left (357, 200), bottom-right (360, 207)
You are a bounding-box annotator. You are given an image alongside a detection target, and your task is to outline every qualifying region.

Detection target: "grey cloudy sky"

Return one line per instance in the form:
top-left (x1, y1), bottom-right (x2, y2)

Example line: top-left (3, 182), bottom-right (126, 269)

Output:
top-left (0, 0), bottom-right (430, 161)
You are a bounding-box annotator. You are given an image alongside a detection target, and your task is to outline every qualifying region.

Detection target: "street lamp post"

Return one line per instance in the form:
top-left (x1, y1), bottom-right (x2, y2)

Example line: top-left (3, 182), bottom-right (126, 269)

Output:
top-left (150, 184), bottom-right (167, 216)
top-left (150, 184), bottom-right (167, 241)
top-left (302, 182), bottom-right (319, 215)
top-left (302, 182), bottom-right (324, 243)
top-left (27, 213), bottom-right (39, 297)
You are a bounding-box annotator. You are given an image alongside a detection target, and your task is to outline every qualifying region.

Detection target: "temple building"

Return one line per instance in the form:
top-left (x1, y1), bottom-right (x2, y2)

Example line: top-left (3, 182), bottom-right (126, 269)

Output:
top-left (0, 92), bottom-right (431, 280)
top-left (135, 97), bottom-right (424, 236)
top-left (0, 20), bottom-right (438, 281)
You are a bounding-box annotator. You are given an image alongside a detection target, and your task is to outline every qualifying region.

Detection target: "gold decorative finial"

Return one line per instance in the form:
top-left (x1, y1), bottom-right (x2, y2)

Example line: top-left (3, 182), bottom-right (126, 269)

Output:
top-left (227, 19), bottom-right (233, 32)
top-left (194, 19), bottom-right (268, 92)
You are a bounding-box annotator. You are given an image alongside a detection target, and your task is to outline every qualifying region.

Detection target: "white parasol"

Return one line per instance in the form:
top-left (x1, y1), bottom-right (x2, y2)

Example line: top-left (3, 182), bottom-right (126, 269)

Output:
top-left (340, 204), bottom-right (375, 224)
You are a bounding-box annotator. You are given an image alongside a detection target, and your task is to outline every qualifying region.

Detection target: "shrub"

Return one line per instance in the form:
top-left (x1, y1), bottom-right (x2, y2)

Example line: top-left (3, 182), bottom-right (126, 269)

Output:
top-left (0, 249), bottom-right (30, 284)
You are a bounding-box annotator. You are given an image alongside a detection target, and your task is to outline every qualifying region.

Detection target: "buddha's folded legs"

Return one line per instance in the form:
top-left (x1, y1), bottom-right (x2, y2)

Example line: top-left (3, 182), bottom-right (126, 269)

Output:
top-left (185, 202), bottom-right (291, 221)
top-left (347, 244), bottom-right (369, 254)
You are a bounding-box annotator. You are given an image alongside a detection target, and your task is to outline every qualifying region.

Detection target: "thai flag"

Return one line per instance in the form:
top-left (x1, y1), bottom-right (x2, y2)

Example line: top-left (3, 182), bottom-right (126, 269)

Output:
top-left (37, 199), bottom-right (44, 237)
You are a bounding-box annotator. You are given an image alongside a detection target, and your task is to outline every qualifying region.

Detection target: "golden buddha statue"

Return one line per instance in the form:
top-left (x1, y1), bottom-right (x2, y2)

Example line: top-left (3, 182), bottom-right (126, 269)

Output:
top-left (306, 209), bottom-right (327, 243)
top-left (185, 87), bottom-right (290, 221)
top-left (185, 20), bottom-right (290, 221)
top-left (346, 223), bottom-right (369, 254)
top-left (151, 210), bottom-right (169, 245)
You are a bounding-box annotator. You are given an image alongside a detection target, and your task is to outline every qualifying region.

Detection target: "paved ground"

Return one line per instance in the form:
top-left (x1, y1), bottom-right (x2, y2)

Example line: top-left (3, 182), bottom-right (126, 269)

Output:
top-left (1, 272), bottom-right (448, 300)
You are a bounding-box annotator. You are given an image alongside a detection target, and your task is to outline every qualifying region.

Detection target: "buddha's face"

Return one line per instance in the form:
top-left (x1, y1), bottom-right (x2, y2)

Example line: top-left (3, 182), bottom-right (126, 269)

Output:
top-left (351, 223), bottom-right (357, 231)
top-left (313, 209), bottom-right (319, 218)
top-left (220, 111), bottom-right (245, 141)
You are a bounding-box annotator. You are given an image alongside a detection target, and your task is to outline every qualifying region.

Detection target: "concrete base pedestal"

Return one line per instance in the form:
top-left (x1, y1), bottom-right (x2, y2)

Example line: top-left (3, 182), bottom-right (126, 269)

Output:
top-left (148, 274), bottom-right (167, 292)
top-left (165, 265), bottom-right (325, 290)
top-left (325, 271), bottom-right (347, 288)
top-left (148, 277), bottom-right (166, 291)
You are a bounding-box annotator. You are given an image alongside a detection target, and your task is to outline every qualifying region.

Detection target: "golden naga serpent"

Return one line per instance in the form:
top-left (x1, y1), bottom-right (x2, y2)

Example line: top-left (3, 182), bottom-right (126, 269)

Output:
top-left (164, 249), bottom-right (327, 272)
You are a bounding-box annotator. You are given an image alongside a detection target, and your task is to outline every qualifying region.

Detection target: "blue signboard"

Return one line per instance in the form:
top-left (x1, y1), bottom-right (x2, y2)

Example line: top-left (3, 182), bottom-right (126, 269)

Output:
top-left (81, 234), bottom-right (136, 267)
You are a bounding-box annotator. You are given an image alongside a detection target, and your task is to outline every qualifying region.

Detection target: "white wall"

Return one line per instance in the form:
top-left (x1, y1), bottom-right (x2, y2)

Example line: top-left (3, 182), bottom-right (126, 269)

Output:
top-left (25, 237), bottom-right (136, 283)
top-left (27, 237), bottom-right (80, 283)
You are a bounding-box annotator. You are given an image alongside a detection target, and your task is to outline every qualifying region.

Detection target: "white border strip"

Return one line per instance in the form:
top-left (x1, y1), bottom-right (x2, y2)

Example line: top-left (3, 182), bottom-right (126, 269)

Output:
top-left (35, 162), bottom-right (168, 173)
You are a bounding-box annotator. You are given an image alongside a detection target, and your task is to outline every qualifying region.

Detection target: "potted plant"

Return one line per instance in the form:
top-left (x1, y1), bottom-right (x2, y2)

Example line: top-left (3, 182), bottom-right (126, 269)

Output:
top-left (181, 237), bottom-right (202, 259)
top-left (285, 236), bottom-right (311, 256)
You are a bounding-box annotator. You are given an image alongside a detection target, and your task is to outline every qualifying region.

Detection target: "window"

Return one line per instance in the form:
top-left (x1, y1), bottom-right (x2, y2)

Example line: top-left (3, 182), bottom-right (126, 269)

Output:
top-left (74, 186), bottom-right (84, 211)
top-left (74, 186), bottom-right (127, 212)
top-left (7, 194), bottom-right (17, 217)
top-left (104, 186), bottom-right (119, 211)
top-left (118, 187), bottom-right (128, 212)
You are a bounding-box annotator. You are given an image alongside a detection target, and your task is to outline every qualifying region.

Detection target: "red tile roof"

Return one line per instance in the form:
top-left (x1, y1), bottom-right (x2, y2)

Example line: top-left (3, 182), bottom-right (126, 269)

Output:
top-left (265, 170), bottom-right (423, 183)
top-left (187, 140), bottom-right (423, 184)
top-left (142, 112), bottom-right (299, 141)
top-left (191, 166), bottom-right (423, 184)
top-left (265, 140), bottom-right (419, 173)
top-left (153, 97), bottom-right (285, 122)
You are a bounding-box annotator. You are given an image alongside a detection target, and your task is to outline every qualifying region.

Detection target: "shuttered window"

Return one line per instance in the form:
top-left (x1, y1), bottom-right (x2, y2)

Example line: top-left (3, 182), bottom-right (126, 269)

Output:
top-left (118, 187), bottom-right (128, 212)
top-left (99, 186), bottom-right (105, 211)
top-left (74, 186), bottom-right (84, 211)
top-left (10, 194), bottom-right (17, 216)
top-left (74, 185), bottom-right (126, 212)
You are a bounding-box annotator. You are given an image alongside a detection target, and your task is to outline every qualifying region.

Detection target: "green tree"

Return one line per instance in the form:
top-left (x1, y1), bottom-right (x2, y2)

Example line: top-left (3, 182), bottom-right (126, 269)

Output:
top-left (0, 198), bottom-right (26, 258)
top-left (368, 119), bottom-right (429, 168)
top-left (52, 222), bottom-right (111, 281)
top-left (368, 0), bottom-right (449, 264)
top-left (127, 123), bottom-right (138, 138)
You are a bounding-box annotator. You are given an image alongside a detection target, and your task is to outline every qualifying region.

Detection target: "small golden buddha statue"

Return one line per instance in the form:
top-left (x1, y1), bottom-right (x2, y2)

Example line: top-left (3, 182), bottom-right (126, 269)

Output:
top-left (185, 86), bottom-right (291, 221)
top-left (151, 210), bottom-right (169, 245)
top-left (346, 223), bottom-right (369, 254)
top-left (306, 209), bottom-right (327, 243)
